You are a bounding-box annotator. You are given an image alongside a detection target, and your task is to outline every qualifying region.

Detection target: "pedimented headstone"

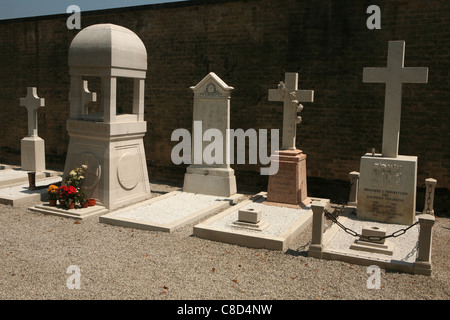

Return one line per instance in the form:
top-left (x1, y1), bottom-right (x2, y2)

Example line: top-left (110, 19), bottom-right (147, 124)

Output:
top-left (183, 72), bottom-right (237, 197)
top-left (357, 41), bottom-right (428, 225)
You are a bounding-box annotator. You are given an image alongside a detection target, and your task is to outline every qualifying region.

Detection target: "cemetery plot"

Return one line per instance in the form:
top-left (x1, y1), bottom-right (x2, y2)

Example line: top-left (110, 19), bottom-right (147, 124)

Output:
top-left (308, 204), bottom-right (435, 275)
top-left (0, 174), bottom-right (62, 206)
top-left (99, 191), bottom-right (243, 233)
top-left (194, 193), bottom-right (326, 251)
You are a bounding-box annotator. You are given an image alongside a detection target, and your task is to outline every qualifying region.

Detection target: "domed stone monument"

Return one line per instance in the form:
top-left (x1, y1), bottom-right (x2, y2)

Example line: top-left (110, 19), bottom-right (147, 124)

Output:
top-left (64, 24), bottom-right (151, 210)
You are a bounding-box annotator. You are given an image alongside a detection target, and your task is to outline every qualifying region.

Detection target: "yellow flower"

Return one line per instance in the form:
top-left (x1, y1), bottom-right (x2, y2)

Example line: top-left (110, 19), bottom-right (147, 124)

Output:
top-left (47, 185), bottom-right (59, 194)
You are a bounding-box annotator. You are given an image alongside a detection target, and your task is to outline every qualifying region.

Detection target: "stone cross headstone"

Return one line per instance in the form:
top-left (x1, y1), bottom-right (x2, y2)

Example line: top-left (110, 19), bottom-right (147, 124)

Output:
top-left (268, 72), bottom-right (314, 150)
top-left (20, 87), bottom-right (45, 138)
top-left (183, 72), bottom-right (237, 197)
top-left (357, 41), bottom-right (429, 225)
top-left (265, 72), bottom-right (313, 207)
top-left (19, 87), bottom-right (46, 172)
top-left (363, 40), bottom-right (428, 158)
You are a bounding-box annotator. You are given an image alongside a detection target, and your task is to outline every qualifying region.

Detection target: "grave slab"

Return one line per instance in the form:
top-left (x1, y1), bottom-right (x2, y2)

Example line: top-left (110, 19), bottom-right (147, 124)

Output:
top-left (308, 205), bottom-right (435, 275)
top-left (0, 167), bottom-right (62, 188)
top-left (0, 176), bottom-right (62, 206)
top-left (99, 191), bottom-right (244, 233)
top-left (193, 192), bottom-right (326, 251)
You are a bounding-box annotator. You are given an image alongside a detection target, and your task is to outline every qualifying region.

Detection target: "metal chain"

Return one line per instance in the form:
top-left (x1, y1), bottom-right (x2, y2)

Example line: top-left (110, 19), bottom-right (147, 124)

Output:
top-left (324, 207), bottom-right (419, 242)
top-left (426, 186), bottom-right (432, 214)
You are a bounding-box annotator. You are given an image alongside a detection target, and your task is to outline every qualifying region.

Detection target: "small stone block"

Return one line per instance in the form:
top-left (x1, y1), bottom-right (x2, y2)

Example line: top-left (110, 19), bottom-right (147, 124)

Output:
top-left (231, 220), bottom-right (270, 232)
top-left (361, 226), bottom-right (387, 244)
top-left (350, 240), bottom-right (395, 256)
top-left (238, 208), bottom-right (262, 224)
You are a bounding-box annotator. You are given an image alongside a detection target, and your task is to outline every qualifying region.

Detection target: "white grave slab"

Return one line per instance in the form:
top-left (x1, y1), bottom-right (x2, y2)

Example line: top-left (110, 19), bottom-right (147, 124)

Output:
top-left (0, 167), bottom-right (61, 188)
top-left (193, 193), bottom-right (325, 251)
top-left (0, 175), bottom-right (62, 206)
top-left (99, 191), bottom-right (243, 233)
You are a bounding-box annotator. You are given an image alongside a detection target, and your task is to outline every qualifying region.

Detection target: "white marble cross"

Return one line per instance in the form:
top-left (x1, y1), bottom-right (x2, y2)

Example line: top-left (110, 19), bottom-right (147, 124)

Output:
top-left (20, 87), bottom-right (45, 137)
top-left (268, 73), bottom-right (314, 150)
top-left (363, 41), bottom-right (428, 158)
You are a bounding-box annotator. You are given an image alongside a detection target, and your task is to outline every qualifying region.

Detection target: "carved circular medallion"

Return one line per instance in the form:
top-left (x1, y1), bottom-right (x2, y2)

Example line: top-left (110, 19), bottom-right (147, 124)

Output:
top-left (117, 153), bottom-right (141, 190)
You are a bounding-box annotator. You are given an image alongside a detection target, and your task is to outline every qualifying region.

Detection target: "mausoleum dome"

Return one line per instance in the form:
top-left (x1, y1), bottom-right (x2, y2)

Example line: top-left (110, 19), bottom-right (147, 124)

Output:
top-left (68, 24), bottom-right (147, 72)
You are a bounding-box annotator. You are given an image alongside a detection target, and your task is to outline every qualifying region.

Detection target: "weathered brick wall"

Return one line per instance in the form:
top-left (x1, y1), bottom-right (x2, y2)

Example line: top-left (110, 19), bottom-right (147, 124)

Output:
top-left (0, 0), bottom-right (448, 212)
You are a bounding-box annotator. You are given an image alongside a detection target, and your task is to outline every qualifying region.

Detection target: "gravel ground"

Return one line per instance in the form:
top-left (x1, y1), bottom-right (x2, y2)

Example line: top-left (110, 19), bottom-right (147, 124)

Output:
top-left (0, 181), bottom-right (448, 301)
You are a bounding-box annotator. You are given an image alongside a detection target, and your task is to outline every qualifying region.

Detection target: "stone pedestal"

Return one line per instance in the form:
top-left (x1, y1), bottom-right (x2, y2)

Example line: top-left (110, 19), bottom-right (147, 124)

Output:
top-left (183, 165), bottom-right (236, 197)
top-left (64, 120), bottom-right (150, 211)
top-left (357, 153), bottom-right (417, 225)
top-left (21, 136), bottom-right (46, 172)
top-left (266, 149), bottom-right (310, 207)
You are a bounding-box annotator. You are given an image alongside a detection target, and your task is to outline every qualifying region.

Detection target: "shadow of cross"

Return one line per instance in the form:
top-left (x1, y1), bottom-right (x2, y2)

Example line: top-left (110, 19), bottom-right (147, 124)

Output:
top-left (363, 41), bottom-right (428, 158)
top-left (19, 87), bottom-right (45, 137)
top-left (268, 73), bottom-right (314, 150)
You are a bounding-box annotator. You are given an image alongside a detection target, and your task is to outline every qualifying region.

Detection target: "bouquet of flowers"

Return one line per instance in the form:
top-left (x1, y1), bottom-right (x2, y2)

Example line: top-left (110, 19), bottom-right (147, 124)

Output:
top-left (58, 185), bottom-right (78, 205)
top-left (65, 164), bottom-right (87, 190)
top-left (47, 185), bottom-right (59, 200)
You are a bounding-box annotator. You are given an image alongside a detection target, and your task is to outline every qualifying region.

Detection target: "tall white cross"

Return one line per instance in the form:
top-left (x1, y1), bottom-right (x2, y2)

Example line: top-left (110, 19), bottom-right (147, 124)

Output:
top-left (268, 73), bottom-right (314, 150)
top-left (363, 41), bottom-right (428, 158)
top-left (20, 87), bottom-right (45, 137)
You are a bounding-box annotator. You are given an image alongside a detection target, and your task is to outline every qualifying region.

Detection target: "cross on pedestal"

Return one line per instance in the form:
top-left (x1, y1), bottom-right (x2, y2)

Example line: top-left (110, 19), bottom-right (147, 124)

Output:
top-left (268, 73), bottom-right (314, 150)
top-left (20, 87), bottom-right (45, 137)
top-left (363, 41), bottom-right (428, 158)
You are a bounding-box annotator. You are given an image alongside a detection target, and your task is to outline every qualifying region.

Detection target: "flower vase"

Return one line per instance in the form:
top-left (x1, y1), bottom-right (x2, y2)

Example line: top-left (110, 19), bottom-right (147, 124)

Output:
top-left (49, 199), bottom-right (57, 206)
top-left (88, 199), bottom-right (96, 206)
top-left (68, 202), bottom-right (75, 210)
top-left (82, 202), bottom-right (89, 209)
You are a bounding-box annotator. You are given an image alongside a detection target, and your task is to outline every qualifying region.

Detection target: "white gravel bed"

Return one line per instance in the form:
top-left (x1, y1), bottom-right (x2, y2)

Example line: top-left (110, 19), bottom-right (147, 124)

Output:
top-left (325, 214), bottom-right (420, 262)
top-left (209, 202), bottom-right (310, 237)
top-left (115, 192), bottom-right (227, 224)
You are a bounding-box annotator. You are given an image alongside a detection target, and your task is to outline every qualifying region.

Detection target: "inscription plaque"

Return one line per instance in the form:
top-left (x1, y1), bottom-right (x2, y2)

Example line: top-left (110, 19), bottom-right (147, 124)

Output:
top-left (357, 154), bottom-right (417, 225)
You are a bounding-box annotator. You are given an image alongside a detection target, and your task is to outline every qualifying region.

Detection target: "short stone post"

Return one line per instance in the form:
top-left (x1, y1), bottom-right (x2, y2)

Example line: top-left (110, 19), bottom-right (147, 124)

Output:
top-left (422, 178), bottom-right (437, 215)
top-left (414, 214), bottom-right (435, 276)
top-left (308, 199), bottom-right (330, 259)
top-left (348, 171), bottom-right (359, 207)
